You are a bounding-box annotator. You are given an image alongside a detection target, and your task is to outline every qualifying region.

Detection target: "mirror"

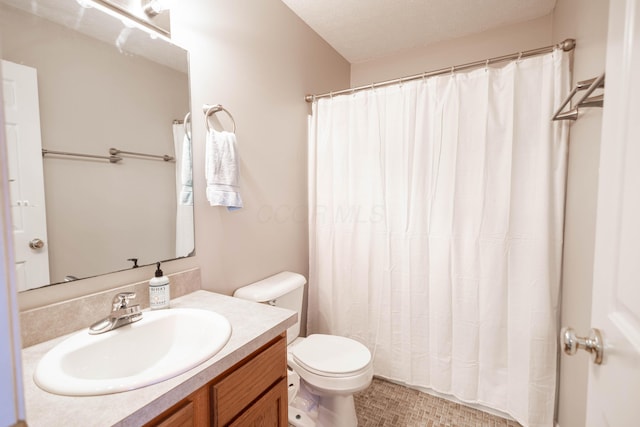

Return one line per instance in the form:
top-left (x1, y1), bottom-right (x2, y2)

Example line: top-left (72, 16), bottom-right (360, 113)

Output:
top-left (0, 0), bottom-right (193, 292)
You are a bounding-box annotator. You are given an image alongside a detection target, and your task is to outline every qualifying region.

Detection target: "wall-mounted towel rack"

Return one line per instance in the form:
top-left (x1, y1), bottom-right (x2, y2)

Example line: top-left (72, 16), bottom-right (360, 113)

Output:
top-left (109, 148), bottom-right (174, 162)
top-left (552, 73), bottom-right (605, 121)
top-left (42, 149), bottom-right (122, 163)
top-left (183, 112), bottom-right (192, 140)
top-left (203, 104), bottom-right (236, 133)
top-left (173, 112), bottom-right (192, 140)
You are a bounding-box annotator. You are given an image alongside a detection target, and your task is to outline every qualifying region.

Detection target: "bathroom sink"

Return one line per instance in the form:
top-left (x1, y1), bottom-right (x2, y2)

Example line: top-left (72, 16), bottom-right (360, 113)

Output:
top-left (34, 308), bottom-right (232, 396)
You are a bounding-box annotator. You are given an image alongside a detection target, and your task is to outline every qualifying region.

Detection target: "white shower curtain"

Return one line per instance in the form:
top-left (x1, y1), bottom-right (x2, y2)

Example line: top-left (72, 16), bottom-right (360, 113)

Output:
top-left (308, 51), bottom-right (569, 427)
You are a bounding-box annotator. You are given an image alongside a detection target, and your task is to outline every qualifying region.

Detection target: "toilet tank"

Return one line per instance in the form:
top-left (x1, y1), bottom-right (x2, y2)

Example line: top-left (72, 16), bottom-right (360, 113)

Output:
top-left (233, 271), bottom-right (306, 344)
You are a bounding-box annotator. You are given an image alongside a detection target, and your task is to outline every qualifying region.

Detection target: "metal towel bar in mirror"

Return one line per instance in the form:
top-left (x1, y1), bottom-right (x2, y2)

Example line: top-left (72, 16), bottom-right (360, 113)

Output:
top-left (203, 104), bottom-right (237, 133)
top-left (108, 148), bottom-right (175, 162)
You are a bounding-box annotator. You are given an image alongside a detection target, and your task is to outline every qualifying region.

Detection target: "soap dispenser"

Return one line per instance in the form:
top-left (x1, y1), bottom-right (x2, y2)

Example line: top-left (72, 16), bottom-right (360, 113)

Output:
top-left (149, 262), bottom-right (170, 309)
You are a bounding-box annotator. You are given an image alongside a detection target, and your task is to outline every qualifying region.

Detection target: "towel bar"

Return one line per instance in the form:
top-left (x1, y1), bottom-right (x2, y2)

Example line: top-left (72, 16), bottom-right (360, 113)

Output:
top-left (42, 149), bottom-right (121, 163)
top-left (183, 112), bottom-right (192, 141)
top-left (109, 148), bottom-right (174, 162)
top-left (203, 104), bottom-right (236, 133)
top-left (552, 73), bottom-right (605, 121)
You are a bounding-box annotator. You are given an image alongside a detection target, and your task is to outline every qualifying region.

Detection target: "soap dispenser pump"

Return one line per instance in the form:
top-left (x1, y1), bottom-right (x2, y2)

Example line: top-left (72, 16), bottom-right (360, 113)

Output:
top-left (149, 262), bottom-right (170, 309)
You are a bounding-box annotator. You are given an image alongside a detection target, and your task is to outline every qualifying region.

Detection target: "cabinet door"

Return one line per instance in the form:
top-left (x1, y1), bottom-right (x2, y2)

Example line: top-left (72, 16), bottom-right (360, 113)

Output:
top-left (144, 386), bottom-right (209, 427)
top-left (153, 401), bottom-right (194, 427)
top-left (213, 336), bottom-right (286, 426)
top-left (229, 378), bottom-right (288, 427)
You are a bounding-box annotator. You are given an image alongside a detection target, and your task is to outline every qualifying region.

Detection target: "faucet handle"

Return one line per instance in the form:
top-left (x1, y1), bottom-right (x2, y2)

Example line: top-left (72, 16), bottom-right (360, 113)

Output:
top-left (112, 292), bottom-right (137, 311)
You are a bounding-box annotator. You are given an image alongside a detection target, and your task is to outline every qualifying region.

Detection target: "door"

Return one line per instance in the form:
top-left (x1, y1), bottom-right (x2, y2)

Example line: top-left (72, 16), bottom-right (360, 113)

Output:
top-left (585, 0), bottom-right (640, 425)
top-left (0, 78), bottom-right (27, 427)
top-left (2, 60), bottom-right (50, 291)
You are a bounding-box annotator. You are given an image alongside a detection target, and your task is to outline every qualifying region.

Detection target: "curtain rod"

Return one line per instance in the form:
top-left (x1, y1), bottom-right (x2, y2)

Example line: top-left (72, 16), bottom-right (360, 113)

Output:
top-left (305, 38), bottom-right (576, 103)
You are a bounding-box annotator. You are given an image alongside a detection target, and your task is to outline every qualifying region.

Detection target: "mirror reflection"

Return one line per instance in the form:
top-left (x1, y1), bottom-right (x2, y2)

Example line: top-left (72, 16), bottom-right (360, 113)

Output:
top-left (0, 0), bottom-right (193, 292)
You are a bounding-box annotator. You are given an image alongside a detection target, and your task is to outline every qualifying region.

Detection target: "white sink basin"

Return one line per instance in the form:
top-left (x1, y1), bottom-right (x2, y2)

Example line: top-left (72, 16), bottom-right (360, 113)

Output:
top-left (34, 308), bottom-right (232, 396)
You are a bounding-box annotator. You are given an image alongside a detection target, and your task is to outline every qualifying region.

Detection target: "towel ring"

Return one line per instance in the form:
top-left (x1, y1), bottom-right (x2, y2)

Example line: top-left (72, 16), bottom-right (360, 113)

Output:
top-left (183, 111), bottom-right (192, 141)
top-left (203, 104), bottom-right (236, 133)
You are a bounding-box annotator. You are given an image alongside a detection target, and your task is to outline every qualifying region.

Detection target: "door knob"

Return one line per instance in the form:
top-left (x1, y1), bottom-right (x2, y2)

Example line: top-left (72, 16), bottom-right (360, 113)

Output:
top-left (29, 238), bottom-right (45, 249)
top-left (561, 327), bottom-right (603, 364)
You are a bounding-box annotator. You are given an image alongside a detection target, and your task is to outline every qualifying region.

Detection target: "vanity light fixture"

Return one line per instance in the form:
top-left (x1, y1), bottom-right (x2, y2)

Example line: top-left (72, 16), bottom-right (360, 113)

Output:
top-left (142, 0), bottom-right (171, 18)
top-left (84, 0), bottom-right (172, 41)
top-left (76, 0), bottom-right (93, 8)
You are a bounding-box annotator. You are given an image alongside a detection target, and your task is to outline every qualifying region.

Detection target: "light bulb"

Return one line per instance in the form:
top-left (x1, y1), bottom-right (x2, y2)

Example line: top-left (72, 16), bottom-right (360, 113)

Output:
top-left (76, 0), bottom-right (93, 8)
top-left (143, 0), bottom-right (171, 17)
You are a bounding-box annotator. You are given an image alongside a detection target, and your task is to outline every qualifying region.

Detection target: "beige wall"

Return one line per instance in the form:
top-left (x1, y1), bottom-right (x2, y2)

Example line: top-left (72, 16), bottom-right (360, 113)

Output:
top-left (169, 0), bottom-right (349, 298)
top-left (16, 0), bottom-right (349, 310)
top-left (351, 14), bottom-right (553, 86)
top-left (1, 5), bottom-right (189, 284)
top-left (552, 0), bottom-right (609, 426)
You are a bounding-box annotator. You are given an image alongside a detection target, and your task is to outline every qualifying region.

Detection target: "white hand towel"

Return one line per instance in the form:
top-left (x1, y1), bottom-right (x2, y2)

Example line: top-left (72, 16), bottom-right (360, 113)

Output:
top-left (179, 133), bottom-right (193, 205)
top-left (205, 129), bottom-right (243, 210)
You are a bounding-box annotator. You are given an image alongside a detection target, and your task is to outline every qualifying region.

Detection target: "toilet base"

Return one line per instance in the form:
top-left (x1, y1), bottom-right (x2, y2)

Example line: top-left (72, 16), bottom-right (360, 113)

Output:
top-left (289, 378), bottom-right (318, 427)
top-left (288, 405), bottom-right (317, 427)
top-left (317, 394), bottom-right (357, 427)
top-left (289, 380), bottom-right (359, 427)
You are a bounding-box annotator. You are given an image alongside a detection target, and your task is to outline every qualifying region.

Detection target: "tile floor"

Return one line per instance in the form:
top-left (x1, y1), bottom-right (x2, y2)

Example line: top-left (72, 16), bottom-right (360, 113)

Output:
top-left (353, 378), bottom-right (522, 427)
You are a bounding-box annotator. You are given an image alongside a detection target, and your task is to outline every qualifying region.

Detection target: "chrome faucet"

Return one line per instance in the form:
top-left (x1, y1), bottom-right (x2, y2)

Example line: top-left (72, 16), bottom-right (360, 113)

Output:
top-left (89, 292), bottom-right (143, 334)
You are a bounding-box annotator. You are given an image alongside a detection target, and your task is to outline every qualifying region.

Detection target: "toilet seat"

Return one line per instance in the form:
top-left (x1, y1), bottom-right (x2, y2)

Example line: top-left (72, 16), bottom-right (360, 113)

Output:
top-left (290, 334), bottom-right (372, 378)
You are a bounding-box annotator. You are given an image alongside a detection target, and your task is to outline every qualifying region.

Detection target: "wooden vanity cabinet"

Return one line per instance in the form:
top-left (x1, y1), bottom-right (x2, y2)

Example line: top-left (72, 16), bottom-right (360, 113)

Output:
top-left (147, 386), bottom-right (209, 427)
top-left (144, 334), bottom-right (287, 427)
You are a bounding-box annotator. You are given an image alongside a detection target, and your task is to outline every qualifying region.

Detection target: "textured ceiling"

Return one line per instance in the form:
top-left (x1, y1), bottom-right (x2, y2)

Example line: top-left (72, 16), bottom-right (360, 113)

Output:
top-left (280, 0), bottom-right (557, 63)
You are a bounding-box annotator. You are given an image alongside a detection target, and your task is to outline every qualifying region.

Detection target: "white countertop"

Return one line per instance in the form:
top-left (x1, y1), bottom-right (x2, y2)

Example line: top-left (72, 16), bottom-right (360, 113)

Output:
top-left (21, 290), bottom-right (296, 426)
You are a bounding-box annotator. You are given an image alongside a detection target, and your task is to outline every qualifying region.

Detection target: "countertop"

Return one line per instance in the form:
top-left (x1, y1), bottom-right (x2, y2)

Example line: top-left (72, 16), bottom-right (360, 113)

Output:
top-left (21, 290), bottom-right (297, 426)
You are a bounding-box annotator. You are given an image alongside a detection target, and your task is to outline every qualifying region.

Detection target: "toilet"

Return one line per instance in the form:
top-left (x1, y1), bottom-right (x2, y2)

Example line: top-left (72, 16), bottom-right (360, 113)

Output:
top-left (233, 271), bottom-right (373, 427)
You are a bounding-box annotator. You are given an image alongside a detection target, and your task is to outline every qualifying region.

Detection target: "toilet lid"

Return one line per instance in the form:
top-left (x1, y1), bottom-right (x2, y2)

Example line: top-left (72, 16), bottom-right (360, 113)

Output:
top-left (290, 334), bottom-right (371, 376)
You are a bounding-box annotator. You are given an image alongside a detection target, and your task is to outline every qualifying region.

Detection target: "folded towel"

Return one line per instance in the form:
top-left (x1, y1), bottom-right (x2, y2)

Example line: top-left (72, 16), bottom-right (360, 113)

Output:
top-left (205, 129), bottom-right (243, 210)
top-left (179, 133), bottom-right (193, 205)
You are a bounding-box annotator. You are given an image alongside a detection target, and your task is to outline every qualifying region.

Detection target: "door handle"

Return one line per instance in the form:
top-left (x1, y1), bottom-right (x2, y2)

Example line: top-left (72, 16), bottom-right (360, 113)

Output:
top-left (29, 238), bottom-right (45, 250)
top-left (561, 327), bottom-right (603, 364)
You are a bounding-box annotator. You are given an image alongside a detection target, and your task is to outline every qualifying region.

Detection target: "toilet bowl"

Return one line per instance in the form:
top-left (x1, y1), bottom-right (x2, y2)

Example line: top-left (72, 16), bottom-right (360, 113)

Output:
top-left (233, 272), bottom-right (374, 427)
top-left (287, 335), bottom-right (373, 427)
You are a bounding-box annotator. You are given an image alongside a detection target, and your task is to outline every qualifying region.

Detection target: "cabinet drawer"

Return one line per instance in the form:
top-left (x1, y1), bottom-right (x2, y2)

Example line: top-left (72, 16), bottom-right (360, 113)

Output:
top-left (213, 335), bottom-right (286, 426)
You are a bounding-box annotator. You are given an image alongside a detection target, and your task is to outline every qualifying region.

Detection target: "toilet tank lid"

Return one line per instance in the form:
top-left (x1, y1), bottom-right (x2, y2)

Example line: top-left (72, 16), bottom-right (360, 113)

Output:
top-left (233, 271), bottom-right (307, 302)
